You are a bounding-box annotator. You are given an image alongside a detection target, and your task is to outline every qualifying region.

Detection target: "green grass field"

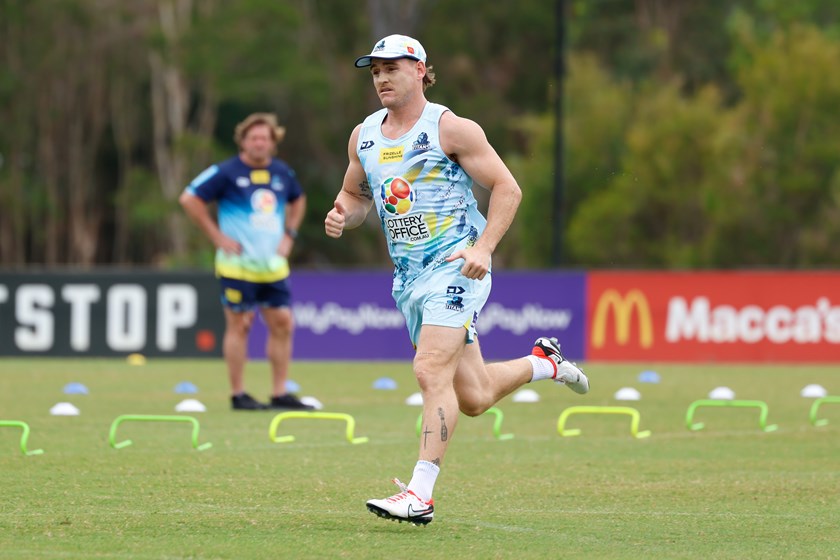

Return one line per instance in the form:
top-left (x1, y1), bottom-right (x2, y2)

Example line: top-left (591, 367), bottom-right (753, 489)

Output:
top-left (1, 358), bottom-right (838, 559)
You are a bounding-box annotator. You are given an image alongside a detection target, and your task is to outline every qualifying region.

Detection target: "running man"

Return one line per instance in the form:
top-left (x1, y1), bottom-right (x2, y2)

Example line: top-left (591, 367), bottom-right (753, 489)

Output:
top-left (324, 35), bottom-right (589, 525)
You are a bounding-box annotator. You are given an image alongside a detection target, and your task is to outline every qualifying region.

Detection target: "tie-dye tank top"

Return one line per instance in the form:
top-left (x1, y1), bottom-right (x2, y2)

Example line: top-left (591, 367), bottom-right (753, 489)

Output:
top-left (357, 103), bottom-right (487, 291)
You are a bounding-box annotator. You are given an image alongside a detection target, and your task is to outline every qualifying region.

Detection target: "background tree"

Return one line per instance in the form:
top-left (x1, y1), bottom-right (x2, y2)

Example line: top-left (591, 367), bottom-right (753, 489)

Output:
top-left (2, 0), bottom-right (839, 270)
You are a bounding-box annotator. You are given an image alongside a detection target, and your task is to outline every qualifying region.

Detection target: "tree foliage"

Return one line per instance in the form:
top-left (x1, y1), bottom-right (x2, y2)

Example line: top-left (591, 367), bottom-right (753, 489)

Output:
top-left (566, 17), bottom-right (840, 268)
top-left (1, 0), bottom-right (839, 269)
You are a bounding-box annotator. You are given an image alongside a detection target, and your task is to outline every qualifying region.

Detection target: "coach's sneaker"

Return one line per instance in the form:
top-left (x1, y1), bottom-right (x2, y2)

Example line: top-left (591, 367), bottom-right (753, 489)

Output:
top-left (269, 394), bottom-right (314, 411)
top-left (366, 479), bottom-right (434, 526)
top-left (532, 337), bottom-right (590, 394)
top-left (231, 392), bottom-right (268, 410)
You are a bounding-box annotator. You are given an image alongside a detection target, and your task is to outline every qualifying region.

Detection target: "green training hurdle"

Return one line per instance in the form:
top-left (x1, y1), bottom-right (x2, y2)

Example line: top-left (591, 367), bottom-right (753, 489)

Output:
top-left (415, 406), bottom-right (513, 441)
top-left (269, 411), bottom-right (368, 444)
top-left (556, 406), bottom-right (651, 439)
top-left (0, 420), bottom-right (44, 456)
top-left (809, 396), bottom-right (840, 427)
top-left (685, 400), bottom-right (777, 432)
top-left (109, 415), bottom-right (212, 451)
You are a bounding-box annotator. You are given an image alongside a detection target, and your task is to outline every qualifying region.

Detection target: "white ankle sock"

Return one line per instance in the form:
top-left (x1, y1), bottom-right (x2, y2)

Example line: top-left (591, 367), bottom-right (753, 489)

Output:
top-left (527, 354), bottom-right (556, 382)
top-left (407, 460), bottom-right (440, 502)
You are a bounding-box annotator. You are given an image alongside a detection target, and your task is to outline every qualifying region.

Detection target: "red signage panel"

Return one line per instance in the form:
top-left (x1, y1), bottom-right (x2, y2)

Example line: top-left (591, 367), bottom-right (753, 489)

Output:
top-left (587, 272), bottom-right (840, 362)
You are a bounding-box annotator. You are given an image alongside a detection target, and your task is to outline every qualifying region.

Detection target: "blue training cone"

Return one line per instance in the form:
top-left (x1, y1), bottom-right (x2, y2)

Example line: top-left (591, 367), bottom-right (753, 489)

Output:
top-left (373, 377), bottom-right (398, 390)
top-left (638, 370), bottom-right (660, 384)
top-left (174, 382), bottom-right (198, 394)
top-left (63, 382), bottom-right (89, 395)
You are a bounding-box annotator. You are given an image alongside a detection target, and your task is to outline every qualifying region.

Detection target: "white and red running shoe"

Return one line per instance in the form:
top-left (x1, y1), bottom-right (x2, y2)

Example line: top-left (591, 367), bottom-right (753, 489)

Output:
top-left (366, 479), bottom-right (434, 526)
top-left (532, 337), bottom-right (590, 394)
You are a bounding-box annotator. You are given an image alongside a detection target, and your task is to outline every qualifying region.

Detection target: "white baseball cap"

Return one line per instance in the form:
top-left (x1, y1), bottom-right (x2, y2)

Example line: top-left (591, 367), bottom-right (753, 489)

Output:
top-left (354, 34), bottom-right (427, 68)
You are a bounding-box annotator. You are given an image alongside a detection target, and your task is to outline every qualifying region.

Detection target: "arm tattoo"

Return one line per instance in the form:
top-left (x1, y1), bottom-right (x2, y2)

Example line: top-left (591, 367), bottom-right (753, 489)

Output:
top-left (358, 180), bottom-right (373, 200)
top-left (438, 408), bottom-right (448, 441)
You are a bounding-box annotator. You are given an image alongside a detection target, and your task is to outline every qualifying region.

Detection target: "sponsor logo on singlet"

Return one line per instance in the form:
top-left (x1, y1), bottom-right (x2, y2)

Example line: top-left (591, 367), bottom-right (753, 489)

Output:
top-left (379, 147), bottom-right (404, 163)
top-left (384, 214), bottom-right (430, 243)
top-left (411, 132), bottom-right (431, 153)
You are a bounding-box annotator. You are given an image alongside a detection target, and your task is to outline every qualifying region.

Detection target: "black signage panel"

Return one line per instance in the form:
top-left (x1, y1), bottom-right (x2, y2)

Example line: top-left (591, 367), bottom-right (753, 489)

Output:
top-left (0, 270), bottom-right (223, 357)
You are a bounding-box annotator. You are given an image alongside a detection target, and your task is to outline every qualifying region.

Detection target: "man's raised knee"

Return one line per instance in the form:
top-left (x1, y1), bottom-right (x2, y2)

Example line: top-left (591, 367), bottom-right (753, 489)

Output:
top-left (458, 401), bottom-right (489, 417)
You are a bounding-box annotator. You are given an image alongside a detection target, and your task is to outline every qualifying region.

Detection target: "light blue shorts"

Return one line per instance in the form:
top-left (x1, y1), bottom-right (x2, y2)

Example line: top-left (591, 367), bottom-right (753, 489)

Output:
top-left (393, 261), bottom-right (492, 347)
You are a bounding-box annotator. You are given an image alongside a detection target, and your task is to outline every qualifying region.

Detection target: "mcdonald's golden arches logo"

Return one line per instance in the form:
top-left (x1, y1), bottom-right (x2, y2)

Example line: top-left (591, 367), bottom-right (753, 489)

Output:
top-left (592, 289), bottom-right (653, 348)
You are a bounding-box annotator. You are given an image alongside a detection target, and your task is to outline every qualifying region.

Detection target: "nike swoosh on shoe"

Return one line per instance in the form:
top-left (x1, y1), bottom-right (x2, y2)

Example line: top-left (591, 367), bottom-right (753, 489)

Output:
top-left (407, 504), bottom-right (434, 518)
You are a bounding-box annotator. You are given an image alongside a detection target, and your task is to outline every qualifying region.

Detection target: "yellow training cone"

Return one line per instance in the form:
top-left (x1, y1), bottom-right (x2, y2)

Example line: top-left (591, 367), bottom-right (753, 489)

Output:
top-left (126, 353), bottom-right (146, 366)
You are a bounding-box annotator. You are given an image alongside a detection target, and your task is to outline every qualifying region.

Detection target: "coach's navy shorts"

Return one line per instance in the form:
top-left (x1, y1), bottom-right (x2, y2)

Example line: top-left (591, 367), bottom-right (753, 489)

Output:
top-left (219, 277), bottom-right (291, 312)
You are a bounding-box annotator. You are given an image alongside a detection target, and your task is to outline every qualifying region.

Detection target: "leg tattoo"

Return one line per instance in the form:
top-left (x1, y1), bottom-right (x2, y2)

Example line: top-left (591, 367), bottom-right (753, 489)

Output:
top-left (422, 425), bottom-right (432, 448)
top-left (438, 408), bottom-right (448, 442)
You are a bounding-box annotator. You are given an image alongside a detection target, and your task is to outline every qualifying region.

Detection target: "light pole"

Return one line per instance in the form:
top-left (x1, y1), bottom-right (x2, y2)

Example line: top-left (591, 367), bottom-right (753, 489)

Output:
top-left (552, 0), bottom-right (566, 266)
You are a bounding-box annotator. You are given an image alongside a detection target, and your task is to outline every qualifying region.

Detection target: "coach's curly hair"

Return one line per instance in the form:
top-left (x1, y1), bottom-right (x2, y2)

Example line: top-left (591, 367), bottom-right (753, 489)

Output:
top-left (233, 113), bottom-right (286, 148)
